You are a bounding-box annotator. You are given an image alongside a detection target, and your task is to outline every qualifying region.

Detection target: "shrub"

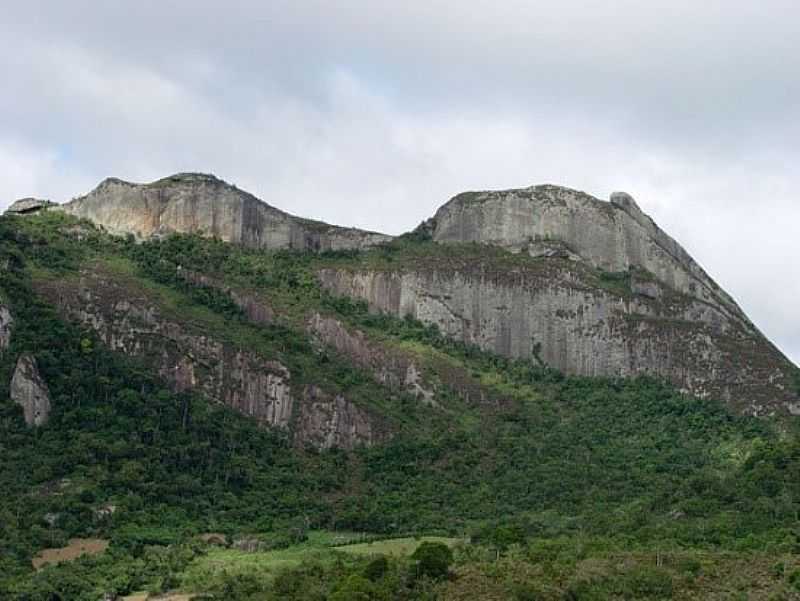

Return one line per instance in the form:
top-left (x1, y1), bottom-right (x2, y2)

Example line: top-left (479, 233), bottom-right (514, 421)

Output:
top-left (789, 569), bottom-right (800, 591)
top-left (330, 574), bottom-right (377, 601)
top-left (411, 542), bottom-right (453, 580)
top-left (364, 555), bottom-right (389, 582)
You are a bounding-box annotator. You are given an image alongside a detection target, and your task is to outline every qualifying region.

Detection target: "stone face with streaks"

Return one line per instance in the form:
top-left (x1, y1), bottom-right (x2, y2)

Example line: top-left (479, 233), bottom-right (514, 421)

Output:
top-left (10, 353), bottom-right (52, 426)
top-left (60, 173), bottom-right (392, 252)
top-left (430, 186), bottom-right (741, 320)
top-left (35, 267), bottom-right (382, 449)
top-left (0, 303), bottom-right (12, 352)
top-left (319, 186), bottom-right (800, 417)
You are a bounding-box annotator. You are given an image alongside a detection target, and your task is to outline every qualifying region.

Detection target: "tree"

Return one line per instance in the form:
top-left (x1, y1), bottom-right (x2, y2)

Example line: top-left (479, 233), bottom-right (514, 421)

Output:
top-left (411, 542), bottom-right (453, 580)
top-left (330, 574), bottom-right (377, 601)
top-left (363, 555), bottom-right (389, 582)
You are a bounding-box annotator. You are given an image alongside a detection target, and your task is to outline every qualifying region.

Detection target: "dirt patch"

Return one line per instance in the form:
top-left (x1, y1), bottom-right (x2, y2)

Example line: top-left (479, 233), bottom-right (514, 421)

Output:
top-left (32, 538), bottom-right (109, 569)
top-left (199, 532), bottom-right (228, 546)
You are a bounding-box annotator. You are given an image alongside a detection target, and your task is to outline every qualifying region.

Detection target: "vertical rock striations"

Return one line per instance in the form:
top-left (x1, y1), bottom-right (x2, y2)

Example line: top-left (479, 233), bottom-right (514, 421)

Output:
top-left (34, 268), bottom-right (382, 449)
top-left (430, 186), bottom-right (741, 322)
top-left (319, 185), bottom-right (799, 415)
top-left (0, 303), bottom-right (12, 352)
top-left (60, 173), bottom-right (392, 251)
top-left (10, 354), bottom-right (52, 426)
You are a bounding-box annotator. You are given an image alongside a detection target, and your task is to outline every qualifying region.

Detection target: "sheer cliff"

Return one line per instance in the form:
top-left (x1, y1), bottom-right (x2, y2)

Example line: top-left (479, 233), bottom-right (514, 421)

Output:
top-left (319, 185), bottom-right (797, 415)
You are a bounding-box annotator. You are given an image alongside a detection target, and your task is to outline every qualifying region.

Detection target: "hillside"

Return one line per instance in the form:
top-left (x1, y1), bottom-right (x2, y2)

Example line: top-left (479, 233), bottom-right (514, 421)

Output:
top-left (32, 174), bottom-right (799, 414)
top-left (1, 177), bottom-right (799, 600)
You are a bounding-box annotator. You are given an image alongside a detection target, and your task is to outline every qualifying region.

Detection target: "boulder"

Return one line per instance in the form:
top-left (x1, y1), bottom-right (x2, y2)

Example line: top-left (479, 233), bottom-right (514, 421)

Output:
top-left (5, 197), bottom-right (55, 215)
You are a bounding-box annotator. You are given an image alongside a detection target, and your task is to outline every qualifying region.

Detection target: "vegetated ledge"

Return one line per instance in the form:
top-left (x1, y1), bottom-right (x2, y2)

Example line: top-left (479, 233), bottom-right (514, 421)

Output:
top-left (314, 252), bottom-right (799, 416)
top-left (31, 262), bottom-right (390, 450)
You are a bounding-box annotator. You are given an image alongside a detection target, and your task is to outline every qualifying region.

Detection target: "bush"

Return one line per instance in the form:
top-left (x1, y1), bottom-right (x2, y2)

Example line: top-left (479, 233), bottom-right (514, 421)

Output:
top-left (513, 582), bottom-right (543, 600)
top-left (677, 557), bottom-right (702, 578)
top-left (411, 542), bottom-right (453, 580)
top-left (330, 574), bottom-right (377, 601)
top-left (789, 569), bottom-right (800, 591)
top-left (364, 555), bottom-right (389, 582)
top-left (565, 566), bottom-right (673, 600)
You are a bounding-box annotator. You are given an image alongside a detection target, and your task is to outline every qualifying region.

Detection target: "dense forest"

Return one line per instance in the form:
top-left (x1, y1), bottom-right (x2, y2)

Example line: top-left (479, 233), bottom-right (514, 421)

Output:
top-left (1, 212), bottom-right (800, 600)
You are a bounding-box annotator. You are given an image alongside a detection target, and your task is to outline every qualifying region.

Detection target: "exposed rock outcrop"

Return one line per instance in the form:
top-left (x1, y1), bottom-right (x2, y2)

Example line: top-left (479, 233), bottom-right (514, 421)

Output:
top-left (10, 353), bottom-right (52, 426)
top-left (430, 186), bottom-right (741, 321)
top-left (297, 385), bottom-right (378, 450)
top-left (0, 303), bottom-right (12, 352)
top-left (307, 313), bottom-right (435, 405)
top-left (306, 313), bottom-right (501, 407)
top-left (318, 259), bottom-right (799, 415)
top-left (35, 268), bottom-right (382, 449)
top-left (168, 270), bottom-right (494, 408)
top-left (177, 267), bottom-right (276, 324)
top-left (60, 173), bottom-right (393, 252)
top-left (5, 198), bottom-right (56, 215)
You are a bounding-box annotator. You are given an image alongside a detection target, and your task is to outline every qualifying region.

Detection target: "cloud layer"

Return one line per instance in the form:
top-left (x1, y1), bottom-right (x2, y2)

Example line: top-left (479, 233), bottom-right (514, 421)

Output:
top-left (1, 1), bottom-right (798, 364)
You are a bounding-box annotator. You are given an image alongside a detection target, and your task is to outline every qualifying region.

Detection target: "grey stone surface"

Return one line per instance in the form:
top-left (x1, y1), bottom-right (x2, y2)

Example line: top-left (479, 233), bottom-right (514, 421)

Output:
top-left (430, 185), bottom-right (742, 321)
top-left (10, 353), bottom-right (52, 426)
top-left (60, 173), bottom-right (393, 251)
top-left (318, 261), bottom-right (799, 415)
top-left (4, 197), bottom-right (55, 215)
top-left (0, 304), bottom-right (12, 352)
top-left (307, 312), bottom-right (436, 405)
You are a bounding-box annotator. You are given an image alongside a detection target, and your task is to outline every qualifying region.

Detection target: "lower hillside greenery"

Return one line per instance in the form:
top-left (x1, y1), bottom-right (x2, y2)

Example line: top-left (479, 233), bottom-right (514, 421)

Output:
top-left (1, 214), bottom-right (799, 600)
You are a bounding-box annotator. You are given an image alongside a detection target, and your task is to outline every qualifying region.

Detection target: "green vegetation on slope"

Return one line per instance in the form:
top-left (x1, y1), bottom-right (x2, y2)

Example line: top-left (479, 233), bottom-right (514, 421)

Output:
top-left (1, 213), bottom-right (799, 600)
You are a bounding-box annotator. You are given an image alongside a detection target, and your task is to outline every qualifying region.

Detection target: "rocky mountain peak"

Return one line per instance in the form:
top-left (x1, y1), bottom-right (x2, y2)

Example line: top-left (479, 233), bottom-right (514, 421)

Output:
top-left (59, 173), bottom-right (393, 252)
top-left (429, 184), bottom-right (742, 322)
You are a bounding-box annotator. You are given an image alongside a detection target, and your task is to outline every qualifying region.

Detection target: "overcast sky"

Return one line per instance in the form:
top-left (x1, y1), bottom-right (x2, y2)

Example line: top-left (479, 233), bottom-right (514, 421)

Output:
top-left (1, 1), bottom-right (798, 365)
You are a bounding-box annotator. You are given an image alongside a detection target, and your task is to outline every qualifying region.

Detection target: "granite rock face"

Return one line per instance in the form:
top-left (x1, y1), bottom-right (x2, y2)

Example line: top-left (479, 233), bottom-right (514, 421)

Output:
top-left (318, 255), bottom-right (798, 416)
top-left (307, 313), bottom-right (436, 405)
top-left (10, 353), bottom-right (52, 426)
top-left (0, 304), bottom-right (12, 352)
top-left (60, 173), bottom-right (392, 251)
top-left (430, 186), bottom-right (741, 320)
top-left (297, 385), bottom-right (379, 451)
top-left (35, 268), bottom-right (381, 449)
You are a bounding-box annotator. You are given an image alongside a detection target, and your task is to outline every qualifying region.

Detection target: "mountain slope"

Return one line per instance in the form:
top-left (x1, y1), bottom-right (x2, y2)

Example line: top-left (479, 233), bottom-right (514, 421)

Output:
top-left (20, 174), bottom-right (796, 414)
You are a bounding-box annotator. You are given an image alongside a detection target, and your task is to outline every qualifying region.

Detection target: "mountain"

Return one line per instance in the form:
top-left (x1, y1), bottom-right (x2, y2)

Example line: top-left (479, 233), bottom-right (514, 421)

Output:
top-left (61, 173), bottom-right (392, 251)
top-left (323, 185), bottom-right (799, 415)
top-left (17, 173), bottom-right (798, 415)
top-left (2, 173), bottom-right (800, 600)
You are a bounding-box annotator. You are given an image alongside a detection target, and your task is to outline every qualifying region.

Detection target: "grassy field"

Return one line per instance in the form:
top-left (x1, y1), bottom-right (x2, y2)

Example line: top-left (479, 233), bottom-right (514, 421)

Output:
top-left (336, 536), bottom-right (461, 557)
top-left (177, 532), bottom-right (460, 593)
